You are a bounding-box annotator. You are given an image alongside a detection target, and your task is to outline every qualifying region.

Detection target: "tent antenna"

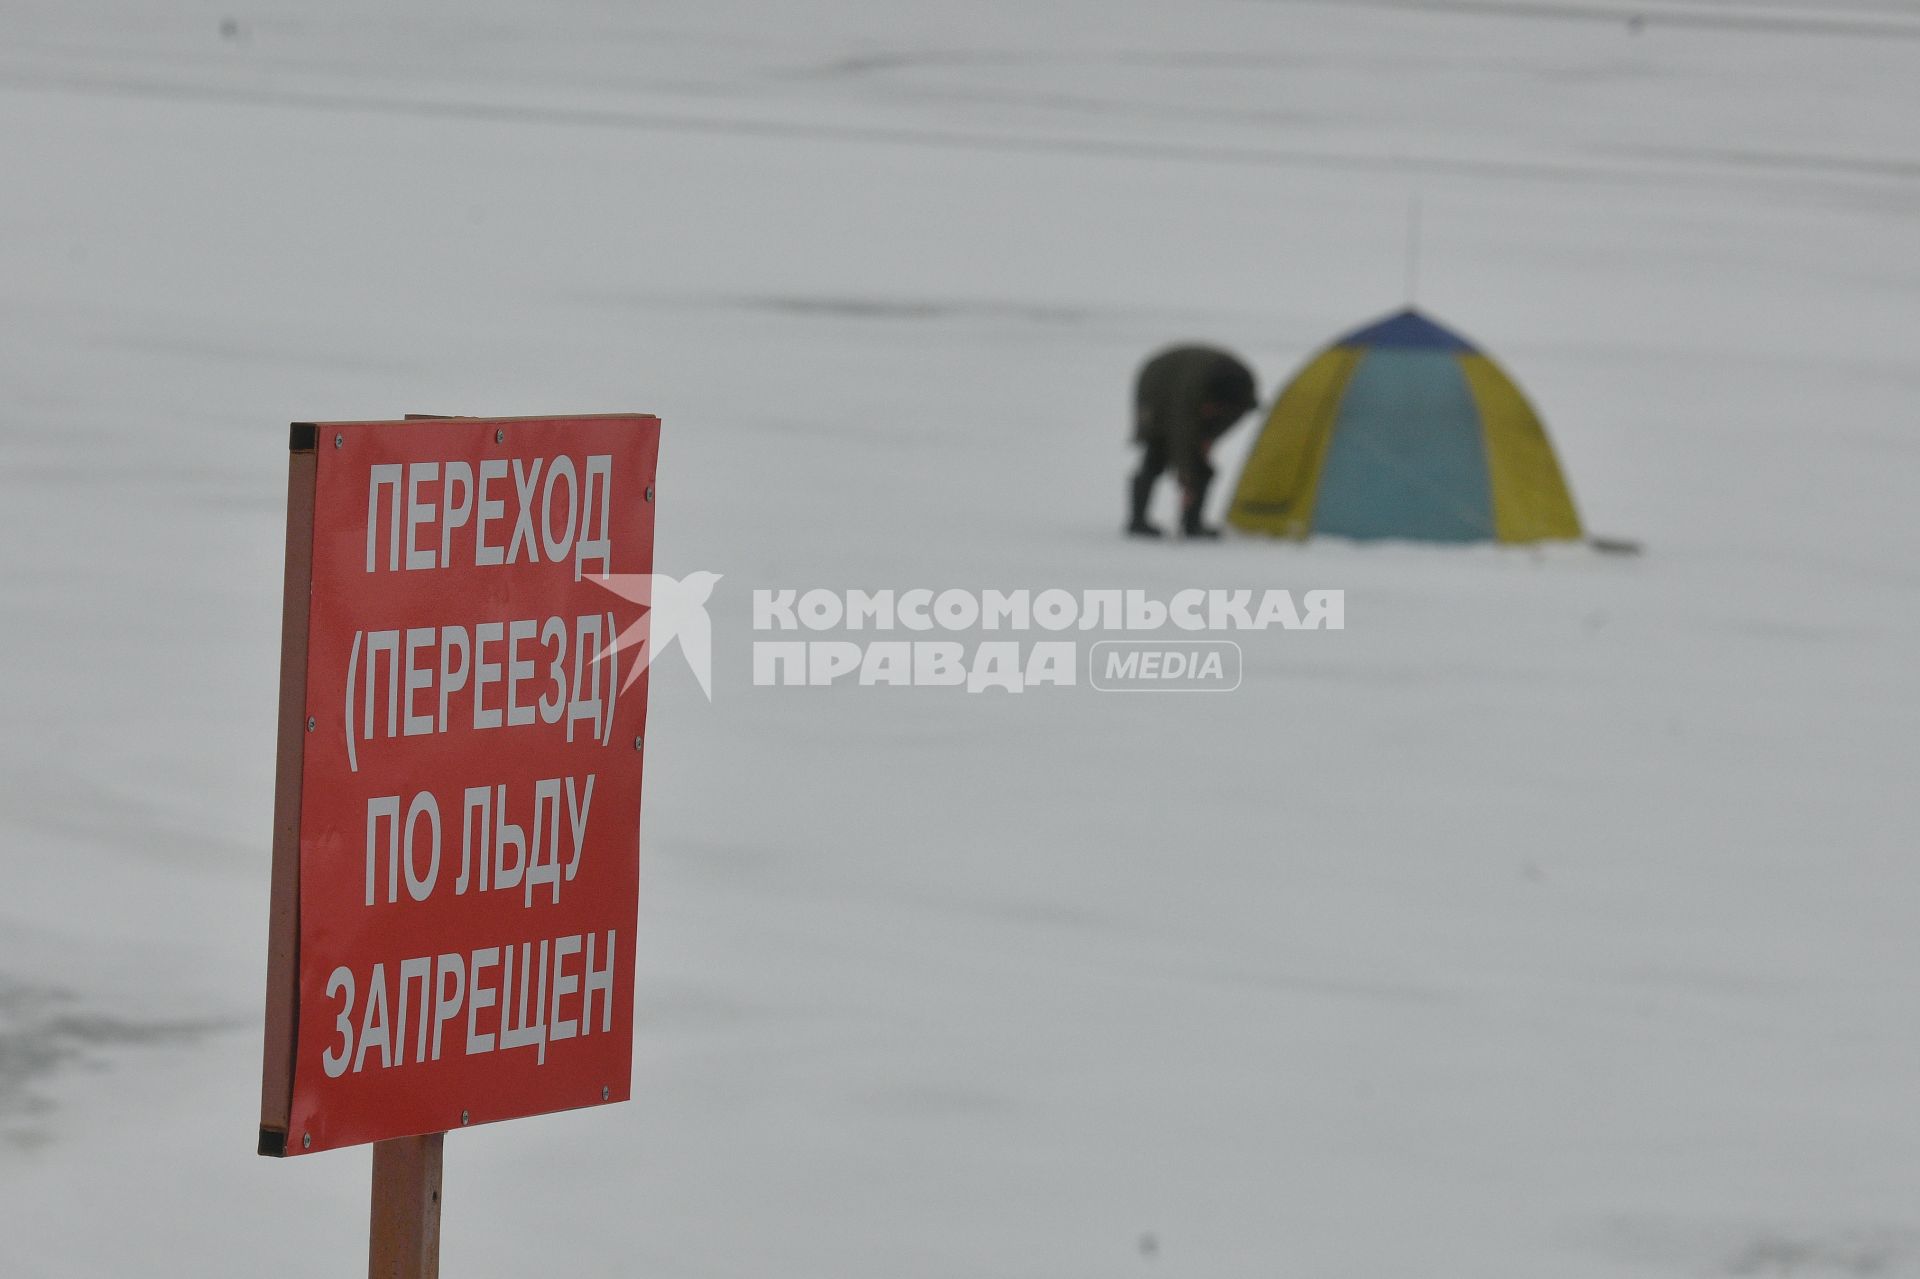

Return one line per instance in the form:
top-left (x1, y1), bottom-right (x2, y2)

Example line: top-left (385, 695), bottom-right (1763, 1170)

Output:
top-left (1405, 191), bottom-right (1422, 307)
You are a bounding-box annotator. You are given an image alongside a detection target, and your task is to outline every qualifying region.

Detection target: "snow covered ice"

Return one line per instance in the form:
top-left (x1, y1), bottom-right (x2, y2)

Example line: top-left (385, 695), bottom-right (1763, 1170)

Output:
top-left (2, 1), bottom-right (1919, 1275)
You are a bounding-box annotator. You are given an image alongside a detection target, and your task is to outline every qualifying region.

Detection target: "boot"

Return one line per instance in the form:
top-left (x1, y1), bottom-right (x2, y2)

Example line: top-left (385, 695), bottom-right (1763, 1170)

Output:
top-left (1127, 471), bottom-right (1163, 538)
top-left (1181, 475), bottom-right (1220, 539)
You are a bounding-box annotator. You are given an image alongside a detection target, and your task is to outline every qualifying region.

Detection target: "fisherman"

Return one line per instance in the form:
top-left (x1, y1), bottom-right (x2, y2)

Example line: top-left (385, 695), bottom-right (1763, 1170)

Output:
top-left (1128, 344), bottom-right (1259, 539)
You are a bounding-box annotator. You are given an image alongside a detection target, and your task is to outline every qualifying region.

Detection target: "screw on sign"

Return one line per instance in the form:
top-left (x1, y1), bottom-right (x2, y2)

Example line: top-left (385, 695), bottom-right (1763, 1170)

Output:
top-left (259, 414), bottom-right (660, 1279)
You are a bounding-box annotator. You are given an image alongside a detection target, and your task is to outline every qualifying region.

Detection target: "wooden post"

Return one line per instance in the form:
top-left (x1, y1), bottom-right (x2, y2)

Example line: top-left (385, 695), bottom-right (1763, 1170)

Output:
top-left (369, 1134), bottom-right (443, 1279)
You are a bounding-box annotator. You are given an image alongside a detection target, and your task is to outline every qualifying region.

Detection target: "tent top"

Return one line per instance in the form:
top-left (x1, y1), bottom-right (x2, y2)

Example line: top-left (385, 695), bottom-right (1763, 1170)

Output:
top-left (1334, 307), bottom-right (1479, 355)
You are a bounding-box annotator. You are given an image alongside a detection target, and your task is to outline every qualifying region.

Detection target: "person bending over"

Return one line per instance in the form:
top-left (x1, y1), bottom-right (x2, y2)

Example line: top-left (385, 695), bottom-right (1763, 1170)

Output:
top-left (1128, 344), bottom-right (1258, 539)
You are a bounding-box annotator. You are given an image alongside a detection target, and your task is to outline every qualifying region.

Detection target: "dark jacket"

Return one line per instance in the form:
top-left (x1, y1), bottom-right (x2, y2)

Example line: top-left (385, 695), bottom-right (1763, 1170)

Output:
top-left (1133, 345), bottom-right (1258, 482)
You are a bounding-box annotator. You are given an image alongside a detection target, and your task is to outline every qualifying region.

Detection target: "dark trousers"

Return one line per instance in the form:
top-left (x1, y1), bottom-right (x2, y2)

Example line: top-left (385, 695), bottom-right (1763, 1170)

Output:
top-left (1131, 439), bottom-right (1214, 528)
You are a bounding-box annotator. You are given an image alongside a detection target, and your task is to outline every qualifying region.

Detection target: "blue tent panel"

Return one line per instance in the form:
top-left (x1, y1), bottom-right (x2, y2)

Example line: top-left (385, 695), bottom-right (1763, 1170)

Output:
top-left (1333, 308), bottom-right (1478, 354)
top-left (1311, 349), bottom-right (1495, 541)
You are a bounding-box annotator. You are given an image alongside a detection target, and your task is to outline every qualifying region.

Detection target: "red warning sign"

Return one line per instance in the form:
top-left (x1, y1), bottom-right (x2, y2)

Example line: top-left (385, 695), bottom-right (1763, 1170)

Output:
top-left (260, 414), bottom-right (659, 1156)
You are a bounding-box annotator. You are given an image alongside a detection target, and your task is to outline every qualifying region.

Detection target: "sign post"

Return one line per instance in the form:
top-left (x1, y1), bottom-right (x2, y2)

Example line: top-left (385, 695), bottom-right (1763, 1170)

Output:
top-left (369, 1134), bottom-right (443, 1279)
top-left (259, 414), bottom-right (661, 1274)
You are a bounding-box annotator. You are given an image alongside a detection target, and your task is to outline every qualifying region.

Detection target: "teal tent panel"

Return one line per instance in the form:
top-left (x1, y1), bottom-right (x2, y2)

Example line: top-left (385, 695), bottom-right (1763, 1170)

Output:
top-left (1311, 349), bottom-right (1494, 542)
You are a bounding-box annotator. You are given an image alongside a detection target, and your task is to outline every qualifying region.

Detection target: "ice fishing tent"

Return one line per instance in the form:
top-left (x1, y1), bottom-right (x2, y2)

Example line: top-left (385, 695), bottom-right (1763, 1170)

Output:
top-left (1227, 309), bottom-right (1582, 543)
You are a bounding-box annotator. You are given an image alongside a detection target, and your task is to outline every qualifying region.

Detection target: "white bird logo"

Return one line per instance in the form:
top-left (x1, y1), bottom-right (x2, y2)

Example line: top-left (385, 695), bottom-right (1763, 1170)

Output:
top-left (588, 570), bottom-right (722, 700)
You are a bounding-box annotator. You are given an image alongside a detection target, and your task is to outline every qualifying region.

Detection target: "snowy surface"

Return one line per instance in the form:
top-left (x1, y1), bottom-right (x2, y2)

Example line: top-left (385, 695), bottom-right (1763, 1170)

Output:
top-left (3, 1), bottom-right (1919, 1275)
